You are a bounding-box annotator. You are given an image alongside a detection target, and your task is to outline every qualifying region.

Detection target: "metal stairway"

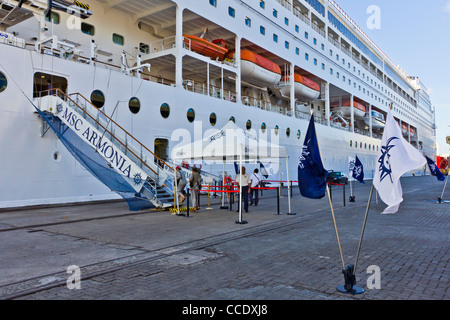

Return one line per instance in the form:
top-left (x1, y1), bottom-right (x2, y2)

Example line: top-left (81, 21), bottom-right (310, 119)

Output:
top-left (36, 89), bottom-right (176, 210)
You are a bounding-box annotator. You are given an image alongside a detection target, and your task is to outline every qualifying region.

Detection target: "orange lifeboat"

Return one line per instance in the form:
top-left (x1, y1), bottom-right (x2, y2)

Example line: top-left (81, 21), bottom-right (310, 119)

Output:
top-left (279, 74), bottom-right (320, 101)
top-left (183, 35), bottom-right (229, 61)
top-left (331, 99), bottom-right (366, 118)
top-left (227, 50), bottom-right (282, 86)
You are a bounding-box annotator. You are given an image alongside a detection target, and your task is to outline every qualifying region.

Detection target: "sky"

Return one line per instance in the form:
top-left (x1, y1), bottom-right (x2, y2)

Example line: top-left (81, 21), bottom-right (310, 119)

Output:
top-left (334, 0), bottom-right (450, 156)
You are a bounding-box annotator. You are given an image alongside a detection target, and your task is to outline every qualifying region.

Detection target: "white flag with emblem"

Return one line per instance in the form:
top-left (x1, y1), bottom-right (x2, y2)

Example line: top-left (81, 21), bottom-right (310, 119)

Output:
top-left (373, 110), bottom-right (426, 214)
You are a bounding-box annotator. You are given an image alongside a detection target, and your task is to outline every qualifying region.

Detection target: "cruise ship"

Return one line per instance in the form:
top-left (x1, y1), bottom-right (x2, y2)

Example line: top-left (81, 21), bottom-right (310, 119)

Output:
top-left (0, 0), bottom-right (437, 210)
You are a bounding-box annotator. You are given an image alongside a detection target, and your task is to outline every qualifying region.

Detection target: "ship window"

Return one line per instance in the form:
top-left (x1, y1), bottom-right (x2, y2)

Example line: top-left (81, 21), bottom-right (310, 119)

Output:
top-left (187, 108), bottom-right (195, 122)
top-left (45, 12), bottom-right (60, 24)
top-left (360, 142), bottom-right (363, 148)
top-left (313, 38), bottom-right (317, 45)
top-left (286, 128), bottom-right (290, 138)
top-left (297, 130), bottom-right (301, 139)
top-left (209, 113), bottom-right (217, 126)
top-left (274, 125), bottom-right (279, 135)
top-left (245, 17), bottom-right (251, 27)
top-left (284, 17), bottom-right (289, 26)
top-left (246, 120), bottom-right (252, 130)
top-left (90, 90), bottom-right (105, 108)
top-left (305, 53), bottom-right (309, 61)
top-left (209, 0), bottom-right (217, 7)
top-left (305, 32), bottom-right (308, 39)
top-left (260, 26), bottom-right (265, 35)
top-left (273, 9), bottom-right (277, 18)
top-left (129, 97), bottom-right (140, 114)
top-left (229, 116), bottom-right (235, 123)
top-left (139, 43), bottom-right (149, 54)
top-left (0, 72), bottom-right (7, 93)
top-left (113, 33), bottom-right (124, 46)
top-left (261, 122), bottom-right (266, 133)
top-left (228, 7), bottom-right (235, 18)
top-left (355, 141), bottom-right (358, 148)
top-left (295, 25), bottom-right (299, 33)
top-left (273, 34), bottom-right (278, 43)
top-left (350, 140), bottom-right (353, 147)
top-left (314, 58), bottom-right (317, 66)
top-left (160, 103), bottom-right (170, 118)
top-left (295, 47), bottom-right (299, 55)
top-left (260, 0), bottom-right (265, 9)
top-left (81, 22), bottom-right (95, 36)
top-left (285, 41), bottom-right (289, 49)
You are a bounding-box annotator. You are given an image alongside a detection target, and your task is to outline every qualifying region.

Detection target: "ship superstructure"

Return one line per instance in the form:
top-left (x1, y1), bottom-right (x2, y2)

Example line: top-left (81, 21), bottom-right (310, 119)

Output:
top-left (0, 0), bottom-right (436, 209)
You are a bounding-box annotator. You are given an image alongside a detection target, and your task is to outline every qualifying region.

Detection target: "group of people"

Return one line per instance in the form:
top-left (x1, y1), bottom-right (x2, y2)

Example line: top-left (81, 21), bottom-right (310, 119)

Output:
top-left (174, 165), bottom-right (263, 213)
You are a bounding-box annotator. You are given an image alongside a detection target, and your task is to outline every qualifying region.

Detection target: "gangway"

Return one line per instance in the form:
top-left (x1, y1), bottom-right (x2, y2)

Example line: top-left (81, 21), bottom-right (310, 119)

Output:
top-left (35, 89), bottom-right (176, 211)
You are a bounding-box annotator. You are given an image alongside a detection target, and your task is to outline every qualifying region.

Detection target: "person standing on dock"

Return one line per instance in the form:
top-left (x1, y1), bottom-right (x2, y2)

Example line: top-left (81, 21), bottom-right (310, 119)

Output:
top-left (235, 166), bottom-right (251, 213)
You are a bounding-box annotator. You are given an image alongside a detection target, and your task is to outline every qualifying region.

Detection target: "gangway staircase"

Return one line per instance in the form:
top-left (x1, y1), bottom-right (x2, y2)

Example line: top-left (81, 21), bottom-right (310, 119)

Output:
top-left (35, 89), bottom-right (176, 211)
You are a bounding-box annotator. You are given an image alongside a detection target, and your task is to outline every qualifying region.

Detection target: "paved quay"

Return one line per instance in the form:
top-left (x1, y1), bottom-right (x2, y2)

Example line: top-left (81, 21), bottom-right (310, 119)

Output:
top-left (0, 175), bottom-right (448, 301)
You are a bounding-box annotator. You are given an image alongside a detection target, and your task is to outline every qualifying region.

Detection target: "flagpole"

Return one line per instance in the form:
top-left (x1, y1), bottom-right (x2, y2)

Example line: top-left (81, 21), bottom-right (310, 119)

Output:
top-left (326, 184), bottom-right (345, 270)
top-left (440, 172), bottom-right (449, 202)
top-left (353, 184), bottom-right (374, 275)
top-left (309, 110), bottom-right (345, 269)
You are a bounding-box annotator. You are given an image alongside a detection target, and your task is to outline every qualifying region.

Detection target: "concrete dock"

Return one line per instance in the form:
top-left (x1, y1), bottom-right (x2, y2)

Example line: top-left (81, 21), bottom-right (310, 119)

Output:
top-left (0, 175), bottom-right (448, 301)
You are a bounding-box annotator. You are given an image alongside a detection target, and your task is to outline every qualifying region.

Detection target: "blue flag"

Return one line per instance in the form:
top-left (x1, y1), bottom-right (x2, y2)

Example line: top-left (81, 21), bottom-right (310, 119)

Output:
top-left (259, 163), bottom-right (269, 179)
top-left (352, 155), bottom-right (365, 184)
top-left (234, 162), bottom-right (240, 174)
top-left (298, 115), bottom-right (328, 199)
top-left (425, 156), bottom-right (445, 181)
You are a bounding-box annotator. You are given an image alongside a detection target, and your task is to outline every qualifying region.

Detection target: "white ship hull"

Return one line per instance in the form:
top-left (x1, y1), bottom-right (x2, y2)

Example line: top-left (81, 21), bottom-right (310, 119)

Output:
top-left (0, 44), bottom-right (383, 209)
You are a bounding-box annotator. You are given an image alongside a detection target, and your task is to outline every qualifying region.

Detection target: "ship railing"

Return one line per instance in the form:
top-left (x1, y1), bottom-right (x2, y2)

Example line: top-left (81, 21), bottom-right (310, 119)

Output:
top-left (293, 7), bottom-right (310, 26)
top-left (328, 35), bottom-right (339, 48)
top-left (36, 89), bottom-right (176, 199)
top-left (340, 44), bottom-right (351, 57)
top-left (183, 80), bottom-right (237, 103)
top-left (148, 36), bottom-right (177, 54)
top-left (311, 23), bottom-right (326, 38)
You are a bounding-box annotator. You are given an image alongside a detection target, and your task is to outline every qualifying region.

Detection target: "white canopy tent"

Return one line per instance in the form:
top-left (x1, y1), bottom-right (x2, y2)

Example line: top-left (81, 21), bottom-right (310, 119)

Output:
top-left (172, 121), bottom-right (293, 223)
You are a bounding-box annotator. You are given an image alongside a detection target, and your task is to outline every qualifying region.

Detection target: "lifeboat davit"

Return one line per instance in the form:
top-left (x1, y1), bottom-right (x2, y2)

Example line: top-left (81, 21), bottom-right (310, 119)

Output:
top-left (331, 100), bottom-right (366, 119)
top-left (183, 35), bottom-right (228, 61)
top-left (279, 74), bottom-right (320, 101)
top-left (228, 50), bottom-right (281, 87)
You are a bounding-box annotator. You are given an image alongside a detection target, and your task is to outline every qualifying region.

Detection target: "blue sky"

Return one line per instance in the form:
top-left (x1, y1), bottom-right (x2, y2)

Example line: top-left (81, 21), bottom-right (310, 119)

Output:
top-left (335, 0), bottom-right (450, 156)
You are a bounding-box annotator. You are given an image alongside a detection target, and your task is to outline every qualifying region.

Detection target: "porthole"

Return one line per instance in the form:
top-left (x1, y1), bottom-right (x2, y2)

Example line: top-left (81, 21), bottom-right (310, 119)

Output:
top-left (90, 90), bottom-right (105, 108)
top-left (350, 140), bottom-right (353, 147)
top-left (52, 151), bottom-right (61, 163)
top-left (297, 130), bottom-right (301, 139)
top-left (286, 127), bottom-right (290, 137)
top-left (187, 108), bottom-right (195, 122)
top-left (246, 120), bottom-right (252, 130)
top-left (0, 72), bottom-right (7, 93)
top-left (129, 97), bottom-right (140, 114)
top-left (160, 103), bottom-right (170, 118)
top-left (229, 116), bottom-right (235, 123)
top-left (261, 122), bottom-right (267, 133)
top-left (355, 141), bottom-right (358, 148)
top-left (210, 112), bottom-right (217, 126)
top-left (274, 125), bottom-right (279, 135)
top-left (360, 142), bottom-right (363, 149)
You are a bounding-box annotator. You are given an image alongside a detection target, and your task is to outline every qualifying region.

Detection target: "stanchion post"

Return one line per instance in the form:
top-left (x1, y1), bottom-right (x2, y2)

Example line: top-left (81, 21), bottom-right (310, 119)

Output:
top-left (343, 183), bottom-right (346, 207)
top-left (186, 188), bottom-right (190, 218)
top-left (273, 188), bottom-right (282, 215)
